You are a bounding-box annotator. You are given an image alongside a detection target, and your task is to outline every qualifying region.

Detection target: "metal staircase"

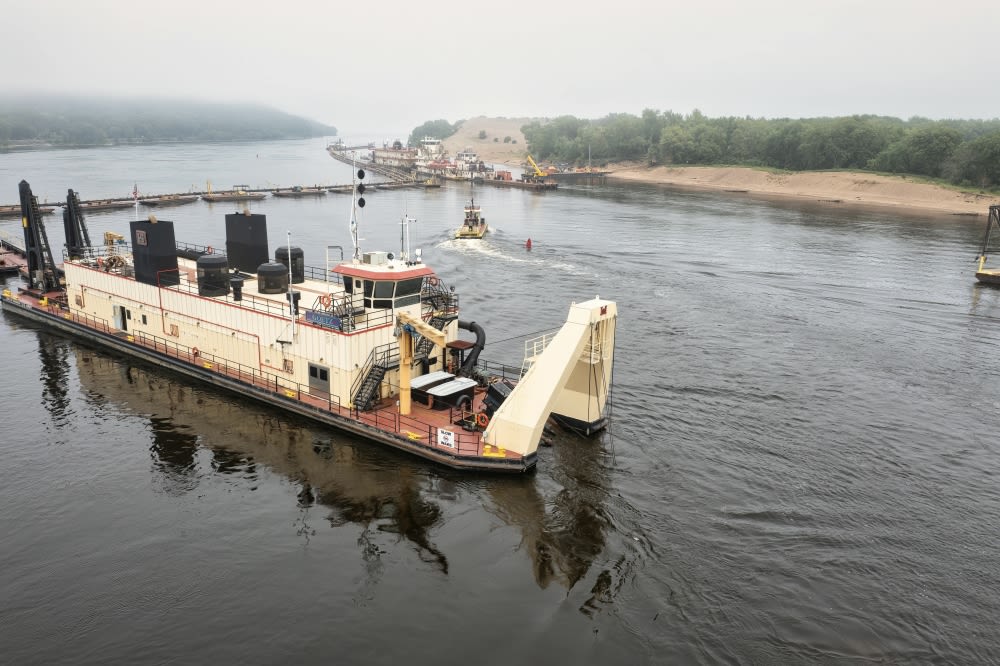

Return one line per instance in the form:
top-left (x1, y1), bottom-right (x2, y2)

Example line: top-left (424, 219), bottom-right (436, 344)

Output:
top-left (421, 277), bottom-right (459, 316)
top-left (414, 314), bottom-right (452, 359)
top-left (351, 342), bottom-right (399, 411)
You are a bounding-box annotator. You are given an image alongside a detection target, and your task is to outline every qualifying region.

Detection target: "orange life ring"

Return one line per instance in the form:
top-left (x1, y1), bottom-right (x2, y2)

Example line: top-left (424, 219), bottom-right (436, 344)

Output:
top-left (476, 412), bottom-right (489, 428)
top-left (206, 246), bottom-right (214, 254)
top-left (428, 276), bottom-right (439, 287)
top-left (192, 347), bottom-right (200, 357)
top-left (320, 294), bottom-right (332, 308)
top-left (96, 257), bottom-right (104, 268)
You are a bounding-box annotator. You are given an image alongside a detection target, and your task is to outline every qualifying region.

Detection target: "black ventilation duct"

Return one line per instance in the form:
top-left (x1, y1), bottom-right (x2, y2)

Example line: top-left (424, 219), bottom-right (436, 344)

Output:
top-left (257, 261), bottom-right (289, 294)
top-left (225, 211), bottom-right (269, 272)
top-left (275, 246), bottom-right (305, 283)
top-left (130, 218), bottom-right (179, 286)
top-left (197, 254), bottom-right (230, 297)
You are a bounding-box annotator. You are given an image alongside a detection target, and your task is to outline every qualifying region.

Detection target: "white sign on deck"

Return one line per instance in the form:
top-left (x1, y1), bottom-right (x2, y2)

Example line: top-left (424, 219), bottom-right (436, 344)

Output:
top-left (437, 428), bottom-right (455, 449)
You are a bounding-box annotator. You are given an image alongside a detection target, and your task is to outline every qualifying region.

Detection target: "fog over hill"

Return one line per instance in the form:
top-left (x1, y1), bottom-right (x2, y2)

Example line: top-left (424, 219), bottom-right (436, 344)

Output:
top-left (0, 95), bottom-right (337, 148)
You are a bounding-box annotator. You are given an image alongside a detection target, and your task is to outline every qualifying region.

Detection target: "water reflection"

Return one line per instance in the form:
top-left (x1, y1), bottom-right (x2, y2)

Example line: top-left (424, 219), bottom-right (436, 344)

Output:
top-left (70, 347), bottom-right (611, 592)
top-left (147, 415), bottom-right (200, 495)
top-left (35, 332), bottom-right (72, 426)
top-left (486, 435), bottom-right (611, 596)
top-left (72, 349), bottom-right (451, 570)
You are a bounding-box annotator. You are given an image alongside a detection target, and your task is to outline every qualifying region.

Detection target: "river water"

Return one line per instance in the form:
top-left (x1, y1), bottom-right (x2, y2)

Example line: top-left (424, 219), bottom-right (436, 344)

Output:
top-left (2, 139), bottom-right (999, 664)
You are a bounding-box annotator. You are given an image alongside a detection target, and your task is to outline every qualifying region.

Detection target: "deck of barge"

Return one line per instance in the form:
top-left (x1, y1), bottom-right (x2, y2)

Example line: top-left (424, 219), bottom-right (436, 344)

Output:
top-left (1, 286), bottom-right (530, 471)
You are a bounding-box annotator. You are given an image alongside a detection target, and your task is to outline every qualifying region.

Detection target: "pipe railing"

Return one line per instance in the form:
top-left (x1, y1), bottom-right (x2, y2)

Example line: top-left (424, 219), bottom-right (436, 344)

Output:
top-left (53, 305), bottom-right (491, 458)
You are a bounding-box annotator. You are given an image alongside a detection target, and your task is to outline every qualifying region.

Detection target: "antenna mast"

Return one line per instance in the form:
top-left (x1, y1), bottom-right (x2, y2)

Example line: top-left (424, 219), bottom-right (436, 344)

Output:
top-left (399, 214), bottom-right (417, 263)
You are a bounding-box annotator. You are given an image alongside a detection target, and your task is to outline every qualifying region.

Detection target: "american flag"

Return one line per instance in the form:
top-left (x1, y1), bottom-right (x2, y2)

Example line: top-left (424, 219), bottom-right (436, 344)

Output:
top-left (132, 183), bottom-right (138, 200)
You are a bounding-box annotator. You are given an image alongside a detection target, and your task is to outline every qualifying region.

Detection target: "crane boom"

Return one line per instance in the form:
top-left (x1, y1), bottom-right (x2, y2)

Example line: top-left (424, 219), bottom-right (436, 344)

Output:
top-left (526, 155), bottom-right (546, 177)
top-left (396, 311), bottom-right (447, 416)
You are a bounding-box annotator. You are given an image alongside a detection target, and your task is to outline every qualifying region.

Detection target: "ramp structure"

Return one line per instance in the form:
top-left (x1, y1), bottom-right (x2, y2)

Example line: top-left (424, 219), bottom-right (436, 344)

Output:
top-left (483, 297), bottom-right (617, 456)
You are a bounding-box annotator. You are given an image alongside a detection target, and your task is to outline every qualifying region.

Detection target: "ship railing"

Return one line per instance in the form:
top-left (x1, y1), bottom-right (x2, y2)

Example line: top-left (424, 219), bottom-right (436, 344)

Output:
top-left (421, 278), bottom-right (459, 317)
top-left (348, 408), bottom-right (484, 456)
top-left (349, 341), bottom-right (399, 406)
top-left (371, 378), bottom-right (485, 456)
top-left (521, 332), bottom-right (557, 378)
top-left (472, 359), bottom-right (523, 384)
top-left (580, 339), bottom-right (603, 364)
top-left (64, 307), bottom-right (348, 409)
top-left (64, 242), bottom-right (132, 263)
top-left (59, 307), bottom-right (497, 460)
top-left (74, 248), bottom-right (390, 332)
top-left (0, 230), bottom-right (26, 253)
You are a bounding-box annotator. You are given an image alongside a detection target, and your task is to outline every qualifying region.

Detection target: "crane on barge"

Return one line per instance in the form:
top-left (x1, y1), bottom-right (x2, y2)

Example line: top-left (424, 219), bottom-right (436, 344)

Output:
top-left (62, 189), bottom-right (94, 260)
top-left (524, 155), bottom-right (549, 183)
top-left (18, 181), bottom-right (62, 293)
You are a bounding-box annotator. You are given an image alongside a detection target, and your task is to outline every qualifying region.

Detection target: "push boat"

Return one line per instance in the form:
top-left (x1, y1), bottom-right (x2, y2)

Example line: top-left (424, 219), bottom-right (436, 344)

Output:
top-left (2, 177), bottom-right (617, 473)
top-left (975, 205), bottom-right (1000, 285)
top-left (455, 198), bottom-right (488, 239)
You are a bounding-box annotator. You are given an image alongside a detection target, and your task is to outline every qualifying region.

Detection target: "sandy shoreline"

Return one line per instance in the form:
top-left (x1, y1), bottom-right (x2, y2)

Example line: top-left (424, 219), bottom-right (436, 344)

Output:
top-left (608, 165), bottom-right (997, 217)
top-left (441, 117), bottom-right (998, 218)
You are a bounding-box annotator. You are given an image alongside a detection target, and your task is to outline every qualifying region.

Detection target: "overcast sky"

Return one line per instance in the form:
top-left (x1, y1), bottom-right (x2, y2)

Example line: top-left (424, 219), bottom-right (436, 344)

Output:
top-left (7, 0), bottom-right (999, 137)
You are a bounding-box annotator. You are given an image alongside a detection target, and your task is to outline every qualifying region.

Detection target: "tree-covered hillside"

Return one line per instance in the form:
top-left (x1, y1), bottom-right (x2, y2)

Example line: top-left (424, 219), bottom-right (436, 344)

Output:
top-left (407, 119), bottom-right (459, 148)
top-left (521, 111), bottom-right (1000, 189)
top-left (0, 95), bottom-right (337, 149)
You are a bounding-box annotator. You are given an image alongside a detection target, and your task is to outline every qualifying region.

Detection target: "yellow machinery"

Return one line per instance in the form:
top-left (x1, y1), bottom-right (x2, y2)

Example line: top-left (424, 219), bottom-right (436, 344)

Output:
top-left (396, 311), bottom-right (446, 416)
top-left (104, 231), bottom-right (125, 255)
top-left (526, 155), bottom-right (547, 178)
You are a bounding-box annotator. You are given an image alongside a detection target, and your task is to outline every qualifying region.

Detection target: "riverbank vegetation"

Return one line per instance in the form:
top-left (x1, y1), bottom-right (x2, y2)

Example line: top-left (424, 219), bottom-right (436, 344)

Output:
top-left (0, 96), bottom-right (336, 150)
top-left (520, 112), bottom-right (1000, 189)
top-left (407, 119), bottom-right (460, 148)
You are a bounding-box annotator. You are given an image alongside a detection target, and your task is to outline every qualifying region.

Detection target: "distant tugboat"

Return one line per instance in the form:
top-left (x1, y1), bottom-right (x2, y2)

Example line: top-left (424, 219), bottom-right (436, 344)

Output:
top-left (975, 204), bottom-right (1000, 284)
top-left (455, 198), bottom-right (488, 239)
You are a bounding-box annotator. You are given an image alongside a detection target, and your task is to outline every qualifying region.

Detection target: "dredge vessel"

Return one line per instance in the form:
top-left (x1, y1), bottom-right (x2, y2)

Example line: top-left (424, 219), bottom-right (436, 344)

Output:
top-left (2, 176), bottom-right (616, 472)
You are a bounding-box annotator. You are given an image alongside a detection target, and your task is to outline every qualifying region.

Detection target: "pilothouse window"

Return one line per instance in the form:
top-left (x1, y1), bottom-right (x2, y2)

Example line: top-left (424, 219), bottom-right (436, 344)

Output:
top-left (372, 280), bottom-right (394, 309)
top-left (396, 278), bottom-right (422, 297)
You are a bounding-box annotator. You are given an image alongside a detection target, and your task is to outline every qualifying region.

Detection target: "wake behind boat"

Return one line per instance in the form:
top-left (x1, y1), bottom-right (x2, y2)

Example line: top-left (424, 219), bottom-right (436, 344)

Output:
top-left (2, 175), bottom-right (617, 473)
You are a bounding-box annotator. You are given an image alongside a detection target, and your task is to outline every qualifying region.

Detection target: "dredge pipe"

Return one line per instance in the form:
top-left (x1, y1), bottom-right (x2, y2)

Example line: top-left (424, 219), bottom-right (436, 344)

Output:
top-left (457, 320), bottom-right (486, 376)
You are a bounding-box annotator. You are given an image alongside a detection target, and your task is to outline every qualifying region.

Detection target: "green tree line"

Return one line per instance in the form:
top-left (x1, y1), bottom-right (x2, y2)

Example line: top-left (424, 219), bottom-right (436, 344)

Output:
top-left (407, 119), bottom-right (460, 148)
top-left (0, 95), bottom-right (336, 148)
top-left (520, 111), bottom-right (1000, 189)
